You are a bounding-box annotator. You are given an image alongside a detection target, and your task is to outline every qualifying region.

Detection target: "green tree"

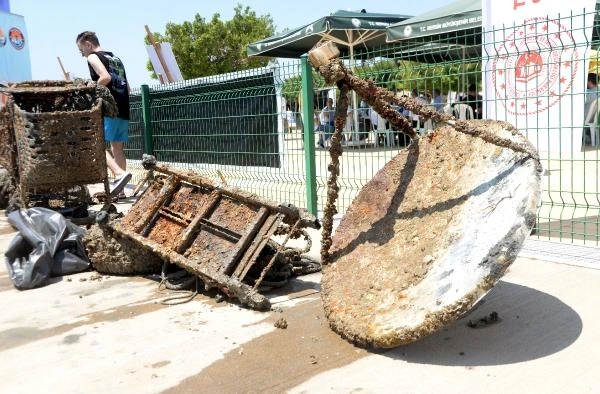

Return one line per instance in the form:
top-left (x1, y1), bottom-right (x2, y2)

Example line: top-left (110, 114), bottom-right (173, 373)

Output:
top-left (146, 4), bottom-right (274, 79)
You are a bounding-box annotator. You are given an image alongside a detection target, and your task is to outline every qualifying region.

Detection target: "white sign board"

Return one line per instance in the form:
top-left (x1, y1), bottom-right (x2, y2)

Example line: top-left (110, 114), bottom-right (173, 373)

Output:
top-left (482, 0), bottom-right (597, 154)
top-left (145, 42), bottom-right (183, 83)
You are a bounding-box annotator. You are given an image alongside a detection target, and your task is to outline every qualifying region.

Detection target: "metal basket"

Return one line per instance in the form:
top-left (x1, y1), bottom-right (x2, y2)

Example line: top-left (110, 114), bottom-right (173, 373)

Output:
top-left (0, 97), bottom-right (16, 176)
top-left (1, 80), bottom-right (110, 204)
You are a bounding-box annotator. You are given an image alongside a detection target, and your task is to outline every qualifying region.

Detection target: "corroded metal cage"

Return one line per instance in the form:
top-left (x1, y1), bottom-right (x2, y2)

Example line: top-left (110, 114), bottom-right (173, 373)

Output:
top-left (0, 96), bottom-right (16, 178)
top-left (0, 80), bottom-right (111, 206)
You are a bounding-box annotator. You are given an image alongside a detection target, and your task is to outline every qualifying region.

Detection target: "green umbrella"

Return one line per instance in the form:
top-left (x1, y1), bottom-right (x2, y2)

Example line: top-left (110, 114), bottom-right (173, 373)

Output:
top-left (248, 10), bottom-right (411, 59)
top-left (385, 0), bottom-right (481, 93)
top-left (248, 10), bottom-right (411, 137)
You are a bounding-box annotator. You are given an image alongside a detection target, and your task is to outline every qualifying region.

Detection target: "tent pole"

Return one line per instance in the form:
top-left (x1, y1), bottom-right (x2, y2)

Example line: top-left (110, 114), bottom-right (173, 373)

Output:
top-left (300, 55), bottom-right (318, 215)
top-left (145, 25), bottom-right (174, 83)
top-left (462, 46), bottom-right (466, 95)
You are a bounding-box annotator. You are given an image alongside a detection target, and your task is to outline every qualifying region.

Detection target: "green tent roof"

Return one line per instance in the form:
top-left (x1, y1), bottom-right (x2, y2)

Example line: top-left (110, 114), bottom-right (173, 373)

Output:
top-left (386, 0), bottom-right (600, 62)
top-left (248, 10), bottom-right (411, 58)
top-left (386, 0), bottom-right (480, 42)
top-left (387, 0), bottom-right (600, 44)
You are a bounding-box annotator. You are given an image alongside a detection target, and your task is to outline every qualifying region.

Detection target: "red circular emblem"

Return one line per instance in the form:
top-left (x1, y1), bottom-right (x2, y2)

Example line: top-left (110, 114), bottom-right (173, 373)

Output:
top-left (8, 27), bottom-right (25, 50)
top-left (492, 17), bottom-right (578, 116)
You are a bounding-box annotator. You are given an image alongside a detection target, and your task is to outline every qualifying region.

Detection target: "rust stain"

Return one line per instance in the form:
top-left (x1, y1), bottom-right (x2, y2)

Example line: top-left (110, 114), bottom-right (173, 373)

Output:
top-left (164, 299), bottom-right (368, 393)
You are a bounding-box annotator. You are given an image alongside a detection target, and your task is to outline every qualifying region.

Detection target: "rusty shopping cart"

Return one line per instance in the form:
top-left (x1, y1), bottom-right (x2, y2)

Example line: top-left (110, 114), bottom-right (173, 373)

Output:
top-left (0, 80), bottom-right (117, 212)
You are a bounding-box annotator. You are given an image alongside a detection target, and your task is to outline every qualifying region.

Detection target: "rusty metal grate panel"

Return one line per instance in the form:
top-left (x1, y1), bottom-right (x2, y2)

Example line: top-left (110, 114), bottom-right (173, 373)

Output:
top-left (112, 159), bottom-right (320, 310)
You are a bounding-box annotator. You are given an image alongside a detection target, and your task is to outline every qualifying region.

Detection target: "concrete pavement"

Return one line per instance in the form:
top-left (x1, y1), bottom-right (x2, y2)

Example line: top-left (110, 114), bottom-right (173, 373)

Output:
top-left (1, 200), bottom-right (599, 393)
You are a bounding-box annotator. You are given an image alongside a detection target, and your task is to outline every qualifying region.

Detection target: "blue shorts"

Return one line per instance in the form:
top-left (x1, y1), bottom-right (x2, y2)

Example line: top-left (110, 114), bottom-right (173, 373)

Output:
top-left (103, 117), bottom-right (129, 142)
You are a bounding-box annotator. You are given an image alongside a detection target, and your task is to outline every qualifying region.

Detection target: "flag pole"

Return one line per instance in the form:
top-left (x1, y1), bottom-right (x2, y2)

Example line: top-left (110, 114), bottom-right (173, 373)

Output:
top-left (145, 25), bottom-right (174, 83)
top-left (57, 56), bottom-right (70, 81)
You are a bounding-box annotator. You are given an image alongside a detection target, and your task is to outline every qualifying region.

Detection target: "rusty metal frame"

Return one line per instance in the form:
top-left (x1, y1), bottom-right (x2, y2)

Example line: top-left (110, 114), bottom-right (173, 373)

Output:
top-left (111, 160), bottom-right (319, 310)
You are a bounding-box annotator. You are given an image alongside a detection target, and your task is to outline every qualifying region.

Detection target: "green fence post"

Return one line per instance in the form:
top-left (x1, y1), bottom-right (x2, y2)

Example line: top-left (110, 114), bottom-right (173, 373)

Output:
top-left (140, 84), bottom-right (154, 155)
top-left (301, 55), bottom-right (318, 216)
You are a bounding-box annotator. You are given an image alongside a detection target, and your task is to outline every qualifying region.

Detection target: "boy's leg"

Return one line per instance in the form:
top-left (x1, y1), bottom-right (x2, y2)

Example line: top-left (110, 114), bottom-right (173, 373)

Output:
top-left (105, 151), bottom-right (125, 178)
top-left (111, 141), bottom-right (127, 172)
top-left (104, 117), bottom-right (129, 173)
top-left (103, 117), bottom-right (130, 197)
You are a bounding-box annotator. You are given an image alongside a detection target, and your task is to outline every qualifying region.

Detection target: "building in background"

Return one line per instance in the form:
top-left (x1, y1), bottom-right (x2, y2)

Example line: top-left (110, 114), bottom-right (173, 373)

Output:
top-left (0, 0), bottom-right (32, 84)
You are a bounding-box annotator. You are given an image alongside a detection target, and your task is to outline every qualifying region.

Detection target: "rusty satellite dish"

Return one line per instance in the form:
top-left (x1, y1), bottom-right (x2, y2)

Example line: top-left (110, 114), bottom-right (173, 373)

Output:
top-left (321, 121), bottom-right (542, 348)
top-left (309, 42), bottom-right (542, 348)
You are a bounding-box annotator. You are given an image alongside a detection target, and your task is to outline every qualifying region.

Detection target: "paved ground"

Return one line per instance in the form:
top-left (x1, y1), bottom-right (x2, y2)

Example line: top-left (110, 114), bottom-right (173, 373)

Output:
top-left (1, 196), bottom-right (599, 393)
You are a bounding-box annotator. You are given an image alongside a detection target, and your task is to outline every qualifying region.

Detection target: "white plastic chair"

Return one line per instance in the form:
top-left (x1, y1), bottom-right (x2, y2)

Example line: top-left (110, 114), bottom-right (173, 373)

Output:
top-left (453, 103), bottom-right (474, 120)
top-left (584, 98), bottom-right (599, 147)
top-left (374, 114), bottom-right (394, 147)
top-left (414, 118), bottom-right (434, 136)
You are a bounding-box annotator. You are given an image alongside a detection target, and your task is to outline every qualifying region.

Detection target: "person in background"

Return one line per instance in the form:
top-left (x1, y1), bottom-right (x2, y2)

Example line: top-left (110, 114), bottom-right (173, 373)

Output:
top-left (357, 98), bottom-right (371, 139)
top-left (409, 89), bottom-right (427, 129)
top-left (284, 105), bottom-right (295, 133)
top-left (317, 98), bottom-right (335, 148)
top-left (432, 88), bottom-right (444, 112)
top-left (359, 98), bottom-right (369, 120)
top-left (321, 98), bottom-right (335, 127)
top-left (369, 104), bottom-right (379, 130)
top-left (76, 31), bottom-right (131, 198)
top-left (459, 83), bottom-right (483, 119)
top-left (426, 92), bottom-right (433, 105)
top-left (313, 104), bottom-right (321, 128)
top-left (585, 73), bottom-right (599, 117)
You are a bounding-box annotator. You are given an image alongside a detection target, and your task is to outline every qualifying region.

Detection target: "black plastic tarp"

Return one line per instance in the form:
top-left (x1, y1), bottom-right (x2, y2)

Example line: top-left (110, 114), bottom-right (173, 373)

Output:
top-left (4, 207), bottom-right (90, 290)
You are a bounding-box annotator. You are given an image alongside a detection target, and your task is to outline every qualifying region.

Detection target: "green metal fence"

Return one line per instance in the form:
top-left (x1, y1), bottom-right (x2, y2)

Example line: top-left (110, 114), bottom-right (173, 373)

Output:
top-left (126, 7), bottom-right (600, 246)
top-left (127, 65), bottom-right (311, 211)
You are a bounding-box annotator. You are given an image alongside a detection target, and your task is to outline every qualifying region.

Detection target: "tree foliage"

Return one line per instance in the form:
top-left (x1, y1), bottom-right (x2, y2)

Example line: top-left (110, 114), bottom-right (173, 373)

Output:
top-left (281, 70), bottom-right (326, 102)
top-left (146, 5), bottom-right (275, 80)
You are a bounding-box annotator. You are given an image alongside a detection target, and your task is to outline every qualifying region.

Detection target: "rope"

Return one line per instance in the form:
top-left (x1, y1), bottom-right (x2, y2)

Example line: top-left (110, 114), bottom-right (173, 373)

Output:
top-left (157, 261), bottom-right (199, 305)
top-left (158, 280), bottom-right (199, 305)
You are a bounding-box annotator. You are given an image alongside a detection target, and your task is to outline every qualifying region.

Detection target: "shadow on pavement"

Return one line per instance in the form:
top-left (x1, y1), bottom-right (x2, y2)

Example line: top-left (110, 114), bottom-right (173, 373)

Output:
top-left (382, 281), bottom-right (582, 366)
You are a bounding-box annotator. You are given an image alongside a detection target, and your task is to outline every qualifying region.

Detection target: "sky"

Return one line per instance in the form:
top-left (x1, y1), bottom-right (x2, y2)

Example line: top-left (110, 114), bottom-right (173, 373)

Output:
top-left (8, 0), bottom-right (452, 87)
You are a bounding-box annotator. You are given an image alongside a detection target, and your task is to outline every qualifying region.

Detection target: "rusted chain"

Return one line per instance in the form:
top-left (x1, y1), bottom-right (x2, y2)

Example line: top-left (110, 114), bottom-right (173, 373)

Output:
top-left (316, 58), bottom-right (417, 140)
top-left (319, 82), bottom-right (351, 265)
top-left (253, 220), bottom-right (302, 291)
top-left (315, 57), bottom-right (539, 161)
top-left (309, 44), bottom-right (541, 265)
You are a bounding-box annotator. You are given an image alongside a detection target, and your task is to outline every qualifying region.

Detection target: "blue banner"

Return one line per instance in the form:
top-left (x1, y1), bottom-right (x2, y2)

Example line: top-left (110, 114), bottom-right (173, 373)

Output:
top-left (0, 1), bottom-right (9, 13)
top-left (0, 11), bottom-right (32, 83)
